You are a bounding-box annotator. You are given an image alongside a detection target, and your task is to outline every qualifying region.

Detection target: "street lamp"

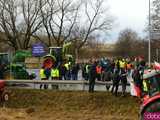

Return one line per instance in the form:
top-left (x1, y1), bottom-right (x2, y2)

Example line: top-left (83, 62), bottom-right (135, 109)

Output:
top-left (148, 0), bottom-right (151, 67)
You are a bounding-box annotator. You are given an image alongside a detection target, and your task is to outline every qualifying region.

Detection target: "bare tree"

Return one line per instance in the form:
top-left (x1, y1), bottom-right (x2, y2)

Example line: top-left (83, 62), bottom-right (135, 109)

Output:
top-left (115, 28), bottom-right (148, 58)
top-left (0, 0), bottom-right (44, 50)
top-left (70, 0), bottom-right (113, 59)
top-left (0, 0), bottom-right (19, 50)
top-left (20, 0), bottom-right (44, 49)
top-left (151, 0), bottom-right (160, 30)
top-left (40, 0), bottom-right (81, 47)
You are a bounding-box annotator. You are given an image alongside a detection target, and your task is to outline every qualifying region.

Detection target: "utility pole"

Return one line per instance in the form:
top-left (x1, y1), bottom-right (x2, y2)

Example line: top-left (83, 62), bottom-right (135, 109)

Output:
top-left (148, 0), bottom-right (151, 67)
top-left (156, 48), bottom-right (159, 62)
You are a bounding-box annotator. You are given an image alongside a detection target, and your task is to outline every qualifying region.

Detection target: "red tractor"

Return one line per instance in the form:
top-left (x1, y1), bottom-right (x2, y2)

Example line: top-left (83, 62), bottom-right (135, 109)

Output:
top-left (140, 70), bottom-right (160, 119)
top-left (0, 80), bottom-right (9, 102)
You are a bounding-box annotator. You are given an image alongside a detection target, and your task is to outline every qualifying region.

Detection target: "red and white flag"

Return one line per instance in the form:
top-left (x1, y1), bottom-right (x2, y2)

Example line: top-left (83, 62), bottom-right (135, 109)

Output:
top-left (154, 61), bottom-right (160, 70)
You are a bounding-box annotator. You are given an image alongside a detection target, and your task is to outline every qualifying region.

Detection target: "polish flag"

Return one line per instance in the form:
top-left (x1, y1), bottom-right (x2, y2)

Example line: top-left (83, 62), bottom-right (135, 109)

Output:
top-left (154, 61), bottom-right (160, 70)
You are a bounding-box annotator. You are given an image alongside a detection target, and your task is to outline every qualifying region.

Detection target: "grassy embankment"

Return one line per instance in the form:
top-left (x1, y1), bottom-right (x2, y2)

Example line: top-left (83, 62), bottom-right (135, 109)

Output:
top-left (0, 88), bottom-right (139, 120)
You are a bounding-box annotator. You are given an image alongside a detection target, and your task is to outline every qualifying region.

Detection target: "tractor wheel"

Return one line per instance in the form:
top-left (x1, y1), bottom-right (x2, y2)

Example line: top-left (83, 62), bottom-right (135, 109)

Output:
top-left (145, 99), bottom-right (160, 112)
top-left (1, 92), bottom-right (9, 102)
top-left (141, 99), bottom-right (160, 119)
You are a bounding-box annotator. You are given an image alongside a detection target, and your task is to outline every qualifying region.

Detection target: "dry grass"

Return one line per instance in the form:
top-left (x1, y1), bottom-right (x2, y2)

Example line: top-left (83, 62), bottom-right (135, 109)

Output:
top-left (0, 88), bottom-right (140, 120)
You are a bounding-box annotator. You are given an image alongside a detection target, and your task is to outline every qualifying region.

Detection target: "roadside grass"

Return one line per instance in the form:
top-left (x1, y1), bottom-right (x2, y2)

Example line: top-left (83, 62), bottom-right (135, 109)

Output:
top-left (0, 88), bottom-right (140, 120)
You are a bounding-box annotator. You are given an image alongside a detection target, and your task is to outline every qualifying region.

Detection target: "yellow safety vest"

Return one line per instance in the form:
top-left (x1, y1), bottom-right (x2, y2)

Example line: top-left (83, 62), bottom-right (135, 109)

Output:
top-left (143, 80), bottom-right (148, 92)
top-left (86, 65), bottom-right (90, 73)
top-left (120, 61), bottom-right (126, 68)
top-left (51, 68), bottom-right (59, 78)
top-left (64, 63), bottom-right (69, 70)
top-left (40, 69), bottom-right (46, 79)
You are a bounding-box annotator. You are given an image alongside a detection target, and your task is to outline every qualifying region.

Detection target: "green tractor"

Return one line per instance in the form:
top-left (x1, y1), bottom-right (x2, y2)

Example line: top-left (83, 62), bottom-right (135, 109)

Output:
top-left (0, 51), bottom-right (35, 80)
top-left (49, 47), bottom-right (73, 65)
top-left (42, 42), bottom-right (74, 69)
top-left (0, 42), bottom-right (74, 79)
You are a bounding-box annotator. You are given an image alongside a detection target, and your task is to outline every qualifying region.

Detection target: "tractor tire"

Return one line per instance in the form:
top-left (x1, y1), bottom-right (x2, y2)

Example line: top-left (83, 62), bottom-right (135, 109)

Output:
top-left (141, 99), bottom-right (160, 119)
top-left (1, 91), bottom-right (9, 102)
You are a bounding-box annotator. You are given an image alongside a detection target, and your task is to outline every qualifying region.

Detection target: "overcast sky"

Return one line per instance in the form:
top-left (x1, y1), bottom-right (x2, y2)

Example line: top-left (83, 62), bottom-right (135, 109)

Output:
top-left (106, 0), bottom-right (149, 43)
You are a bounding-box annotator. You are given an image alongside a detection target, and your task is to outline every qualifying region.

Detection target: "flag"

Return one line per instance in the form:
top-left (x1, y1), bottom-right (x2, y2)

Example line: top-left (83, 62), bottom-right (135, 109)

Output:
top-left (154, 61), bottom-right (160, 70)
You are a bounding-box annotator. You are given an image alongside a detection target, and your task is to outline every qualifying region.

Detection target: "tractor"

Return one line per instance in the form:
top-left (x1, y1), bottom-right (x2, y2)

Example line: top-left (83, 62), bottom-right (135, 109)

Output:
top-left (49, 46), bottom-right (73, 66)
top-left (140, 70), bottom-right (160, 119)
top-left (0, 42), bottom-right (74, 79)
top-left (0, 51), bottom-right (36, 80)
top-left (42, 42), bottom-right (74, 69)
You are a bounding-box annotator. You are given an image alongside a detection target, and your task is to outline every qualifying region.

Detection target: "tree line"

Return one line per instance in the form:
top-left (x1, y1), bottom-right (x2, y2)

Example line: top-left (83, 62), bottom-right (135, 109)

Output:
top-left (114, 0), bottom-right (160, 62)
top-left (0, 0), bottom-right (113, 59)
top-left (1, 0), bottom-right (160, 61)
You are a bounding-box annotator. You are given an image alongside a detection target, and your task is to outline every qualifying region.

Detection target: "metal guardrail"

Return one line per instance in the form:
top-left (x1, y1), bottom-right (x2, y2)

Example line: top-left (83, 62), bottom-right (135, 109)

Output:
top-left (5, 80), bottom-right (130, 85)
top-left (4, 80), bottom-right (130, 92)
top-left (5, 80), bottom-right (113, 91)
top-left (5, 80), bottom-right (112, 85)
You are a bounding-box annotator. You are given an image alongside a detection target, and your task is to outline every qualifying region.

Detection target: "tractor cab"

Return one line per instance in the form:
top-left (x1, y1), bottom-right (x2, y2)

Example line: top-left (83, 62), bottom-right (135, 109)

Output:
top-left (49, 47), bottom-right (63, 66)
top-left (141, 70), bottom-right (160, 118)
top-left (49, 46), bottom-right (74, 66)
top-left (143, 70), bottom-right (160, 97)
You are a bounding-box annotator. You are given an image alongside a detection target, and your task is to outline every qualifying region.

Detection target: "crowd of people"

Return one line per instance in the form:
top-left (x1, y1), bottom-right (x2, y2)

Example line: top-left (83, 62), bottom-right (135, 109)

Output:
top-left (39, 56), bottom-right (147, 97)
top-left (83, 57), bottom-right (146, 97)
top-left (39, 60), bottom-right (80, 89)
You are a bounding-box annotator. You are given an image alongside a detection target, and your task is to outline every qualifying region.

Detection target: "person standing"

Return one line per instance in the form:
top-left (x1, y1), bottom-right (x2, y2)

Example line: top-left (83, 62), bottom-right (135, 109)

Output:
top-left (71, 62), bottom-right (80, 80)
top-left (89, 61), bottom-right (97, 93)
top-left (59, 63), bottom-right (66, 80)
top-left (40, 66), bottom-right (48, 89)
top-left (120, 68), bottom-right (127, 96)
top-left (111, 59), bottom-right (121, 96)
top-left (132, 66), bottom-right (143, 98)
top-left (127, 63), bottom-right (137, 96)
top-left (51, 67), bottom-right (60, 80)
top-left (111, 66), bottom-right (120, 96)
top-left (82, 63), bottom-right (86, 80)
top-left (64, 61), bottom-right (71, 80)
top-left (51, 67), bottom-right (60, 89)
top-left (83, 62), bottom-right (90, 81)
top-left (96, 64), bottom-right (102, 81)
top-left (102, 67), bottom-right (112, 91)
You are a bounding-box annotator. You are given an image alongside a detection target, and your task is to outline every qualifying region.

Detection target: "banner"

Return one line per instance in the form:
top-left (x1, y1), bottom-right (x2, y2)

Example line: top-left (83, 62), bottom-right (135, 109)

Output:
top-left (32, 43), bottom-right (46, 57)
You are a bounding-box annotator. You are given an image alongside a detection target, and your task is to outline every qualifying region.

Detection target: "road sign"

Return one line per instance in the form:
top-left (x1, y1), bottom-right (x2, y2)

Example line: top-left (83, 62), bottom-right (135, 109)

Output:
top-left (151, 31), bottom-right (160, 40)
